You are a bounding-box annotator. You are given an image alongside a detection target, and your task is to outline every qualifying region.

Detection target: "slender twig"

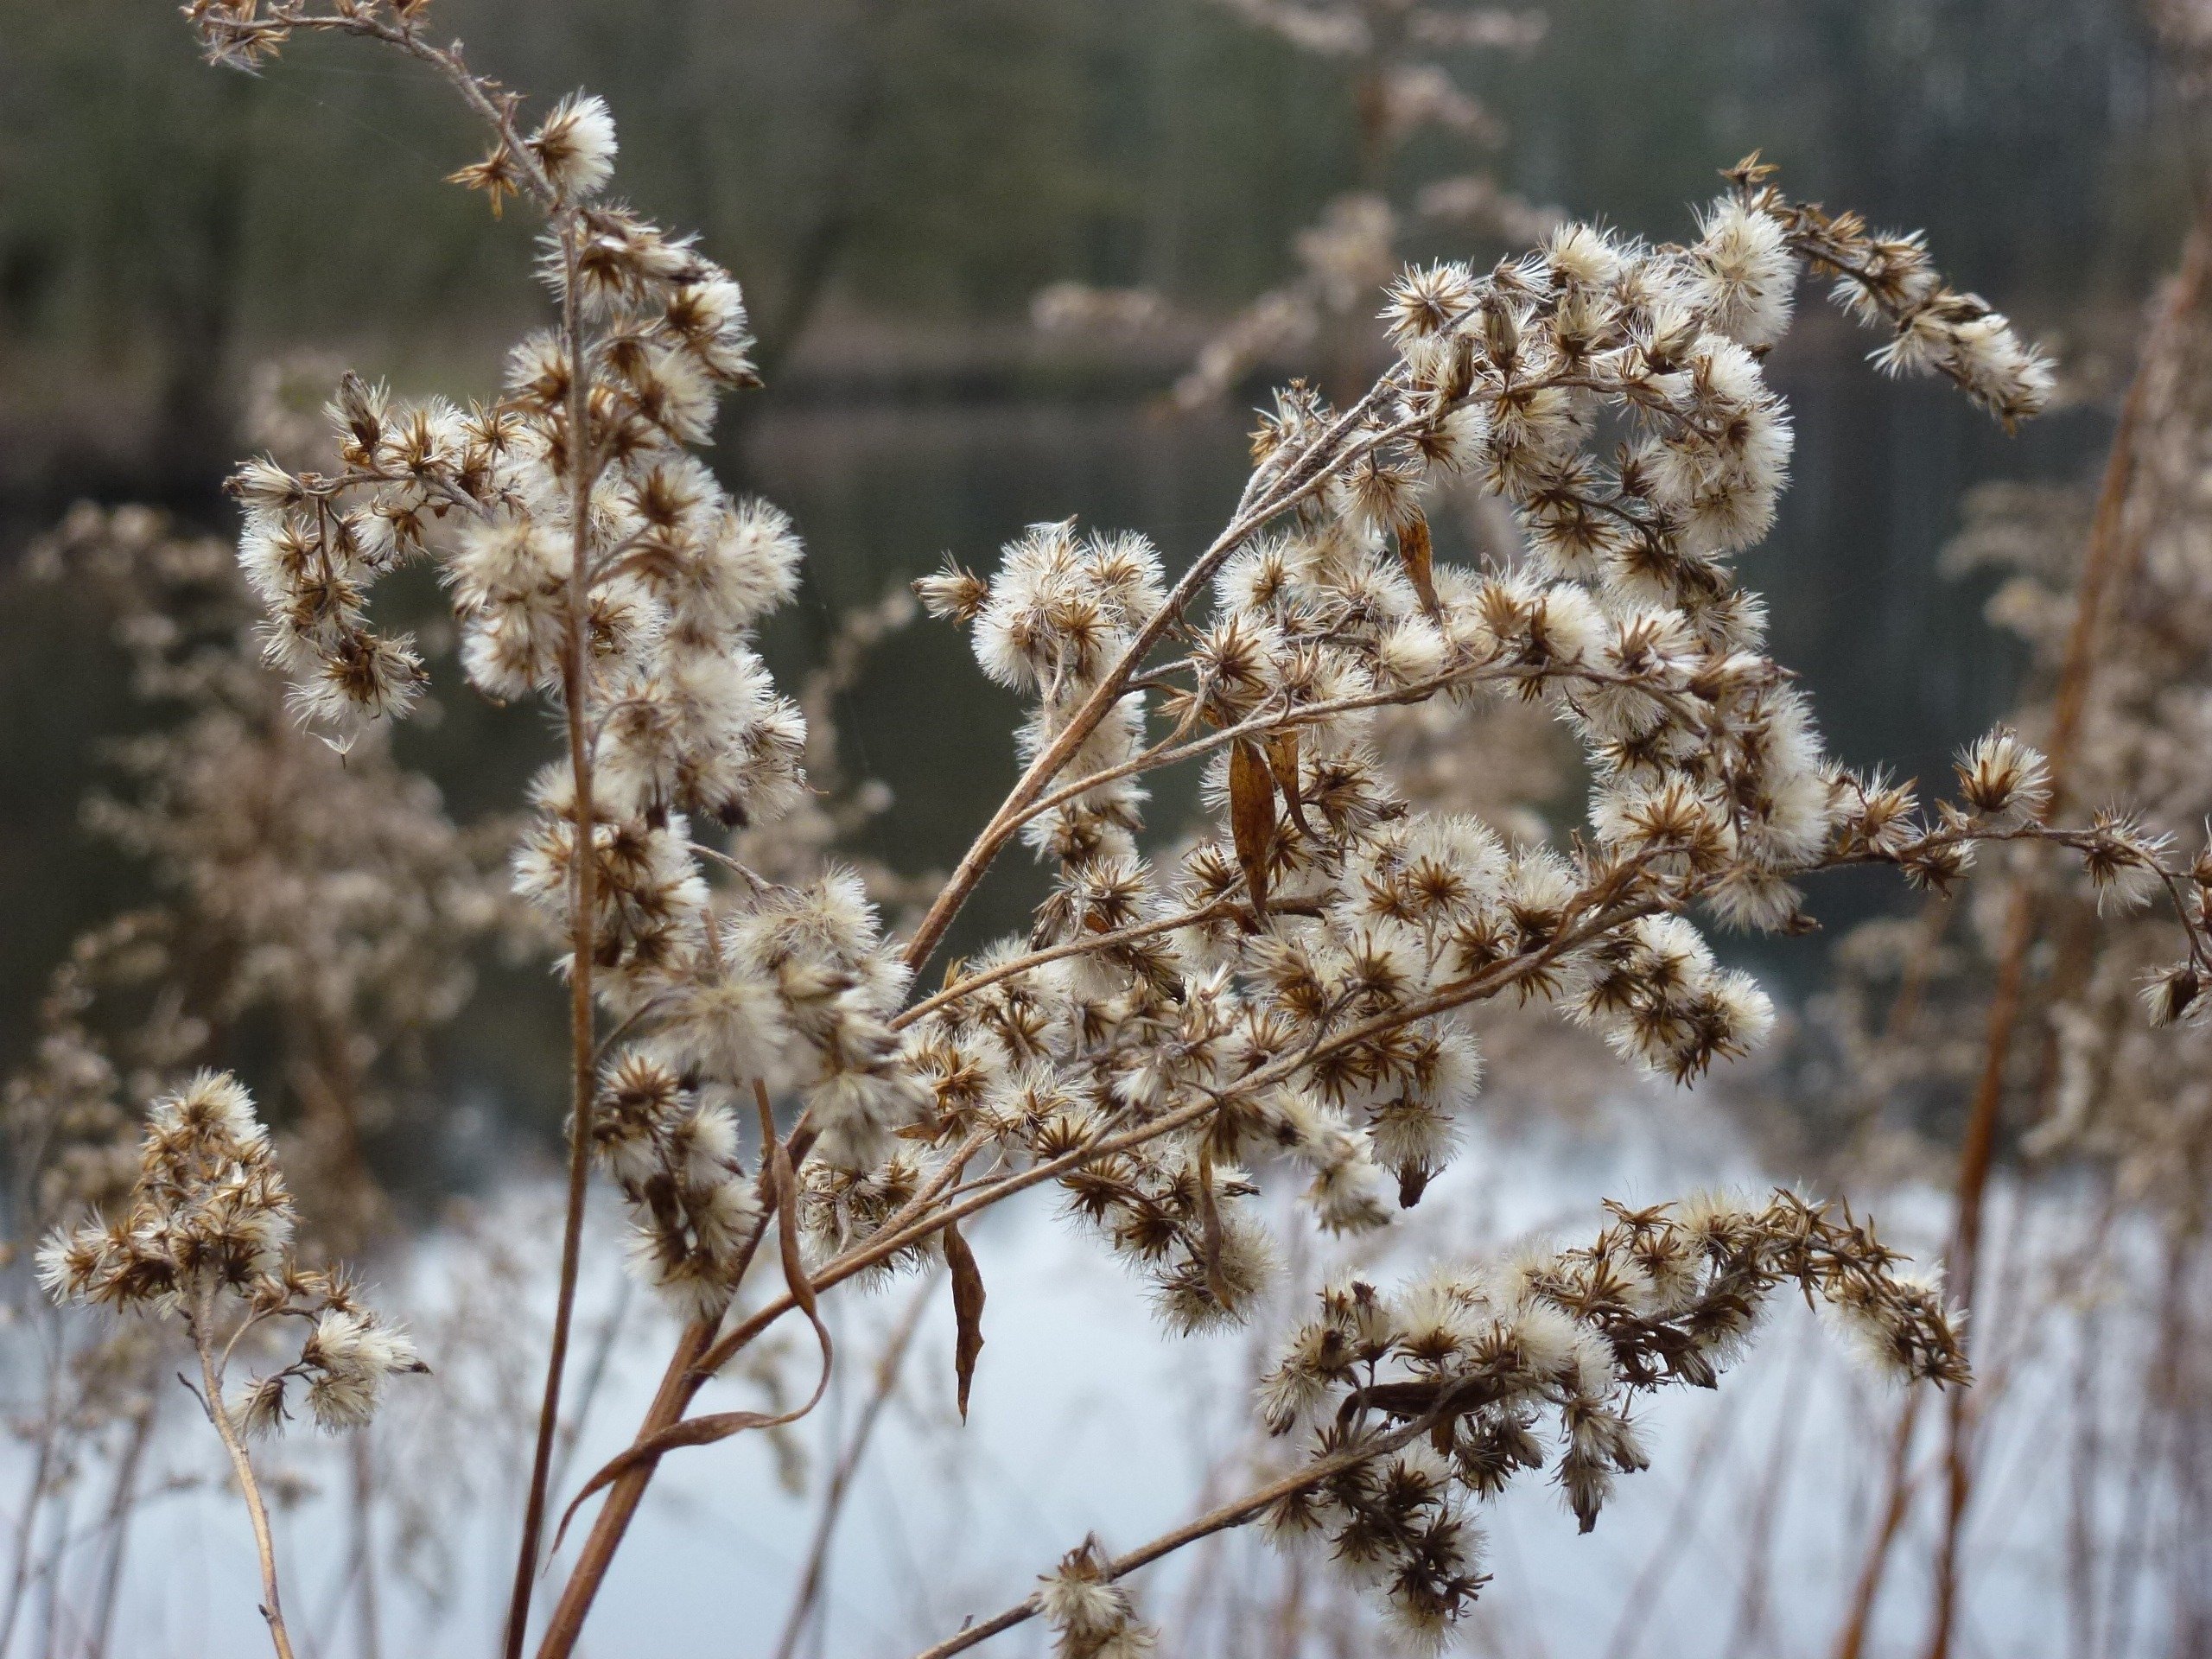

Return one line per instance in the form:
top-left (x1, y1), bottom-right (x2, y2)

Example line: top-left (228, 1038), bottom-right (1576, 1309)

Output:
top-left (190, 1300), bottom-right (296, 1659)
top-left (1831, 1387), bottom-right (1926, 1659)
top-left (0, 1325), bottom-right (67, 1659)
top-left (83, 1399), bottom-right (156, 1659)
top-left (349, 1430), bottom-right (382, 1659)
top-left (1722, 1319), bottom-right (1818, 1654)
top-left (31, 1472), bottom-right (73, 1659)
top-left (504, 207), bottom-right (603, 1659)
top-left (547, 1273), bottom-right (637, 1505)
top-left (2101, 1229), bottom-right (2198, 1659)
top-left (204, 19), bottom-right (593, 1659)
top-left (770, 1273), bottom-right (938, 1659)
top-left (902, 1407), bottom-right (1450, 1659)
top-left (1608, 1375), bottom-right (1750, 1659)
top-left (2065, 1253), bottom-right (2106, 1659)
top-left (533, 1320), bottom-right (713, 1659)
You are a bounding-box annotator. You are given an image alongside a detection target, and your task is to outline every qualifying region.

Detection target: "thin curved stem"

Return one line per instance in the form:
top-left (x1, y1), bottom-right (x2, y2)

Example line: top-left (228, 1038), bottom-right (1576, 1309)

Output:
top-left (504, 208), bottom-right (601, 1659)
top-left (192, 1303), bottom-right (296, 1659)
top-left (903, 1407), bottom-right (1448, 1659)
top-left (770, 1272), bottom-right (938, 1659)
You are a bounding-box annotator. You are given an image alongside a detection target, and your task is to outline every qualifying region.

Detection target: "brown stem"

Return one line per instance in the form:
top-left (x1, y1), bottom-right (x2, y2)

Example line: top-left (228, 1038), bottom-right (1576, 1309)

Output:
top-left (503, 212), bottom-right (601, 1659)
top-left (2101, 1229), bottom-right (2198, 1659)
top-left (2065, 1281), bottom-right (2103, 1659)
top-left (351, 1430), bottom-right (382, 1659)
top-left (771, 1273), bottom-right (938, 1659)
top-left (1830, 1389), bottom-right (1926, 1659)
top-left (547, 1274), bottom-right (636, 1504)
top-left (533, 1321), bottom-right (711, 1659)
top-left (902, 1409), bottom-right (1446, 1659)
top-left (193, 1303), bottom-right (296, 1659)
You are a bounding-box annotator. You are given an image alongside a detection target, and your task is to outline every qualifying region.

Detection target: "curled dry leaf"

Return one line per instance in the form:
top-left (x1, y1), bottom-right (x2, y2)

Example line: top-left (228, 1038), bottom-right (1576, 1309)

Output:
top-left (1229, 738), bottom-right (1278, 918)
top-left (1395, 508), bottom-right (1441, 618)
top-left (1266, 729), bottom-right (1315, 837)
top-left (550, 1090), bottom-right (836, 1549)
top-left (944, 1219), bottom-right (987, 1421)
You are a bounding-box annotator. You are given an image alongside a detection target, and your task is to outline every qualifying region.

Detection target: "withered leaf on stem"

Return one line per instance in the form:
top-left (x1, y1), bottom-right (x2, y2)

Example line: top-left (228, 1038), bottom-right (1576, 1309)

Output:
top-left (553, 1101), bottom-right (836, 1548)
top-left (943, 1219), bottom-right (987, 1421)
top-left (1229, 738), bottom-right (1277, 918)
top-left (1396, 509), bottom-right (1441, 619)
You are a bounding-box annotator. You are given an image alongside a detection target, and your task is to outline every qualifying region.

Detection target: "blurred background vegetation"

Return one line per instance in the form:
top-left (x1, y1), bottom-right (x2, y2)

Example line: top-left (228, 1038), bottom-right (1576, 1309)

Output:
top-left (0, 0), bottom-right (2196, 1153)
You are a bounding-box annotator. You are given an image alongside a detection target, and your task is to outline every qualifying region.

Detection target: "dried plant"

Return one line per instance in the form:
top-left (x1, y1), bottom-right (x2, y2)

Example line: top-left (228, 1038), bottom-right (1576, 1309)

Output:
top-left (925, 1192), bottom-right (1962, 1659)
top-left (11, 501), bottom-right (501, 1255)
top-left (39, 1071), bottom-right (425, 1659)
top-left (0, 497), bottom-right (505, 1658)
top-left (1811, 158), bottom-right (2212, 1659)
top-left (36, 3), bottom-right (2212, 1656)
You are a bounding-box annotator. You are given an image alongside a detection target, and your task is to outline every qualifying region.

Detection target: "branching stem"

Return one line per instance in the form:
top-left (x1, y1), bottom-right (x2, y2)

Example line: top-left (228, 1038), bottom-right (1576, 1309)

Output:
top-left (191, 1300), bottom-right (296, 1659)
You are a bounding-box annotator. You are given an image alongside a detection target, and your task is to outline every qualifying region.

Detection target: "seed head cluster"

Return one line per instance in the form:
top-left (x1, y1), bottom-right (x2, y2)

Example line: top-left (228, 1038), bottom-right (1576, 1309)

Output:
top-left (900, 168), bottom-right (2109, 1344)
top-left (1244, 1193), bottom-right (1961, 1649)
top-left (38, 1071), bottom-right (423, 1434)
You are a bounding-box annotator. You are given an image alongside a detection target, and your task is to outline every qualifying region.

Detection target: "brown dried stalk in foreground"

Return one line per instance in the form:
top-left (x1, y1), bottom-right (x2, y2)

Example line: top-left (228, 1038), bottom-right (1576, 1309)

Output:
top-left (49, 3), bottom-right (2212, 1656)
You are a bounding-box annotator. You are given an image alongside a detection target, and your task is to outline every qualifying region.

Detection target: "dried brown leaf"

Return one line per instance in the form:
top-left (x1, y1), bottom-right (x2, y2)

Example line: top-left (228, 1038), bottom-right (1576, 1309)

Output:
top-left (553, 1088), bottom-right (834, 1548)
top-left (1229, 738), bottom-right (1277, 918)
top-left (1265, 729), bottom-right (1314, 838)
top-left (1397, 510), bottom-right (1441, 618)
top-left (944, 1220), bottom-right (987, 1421)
